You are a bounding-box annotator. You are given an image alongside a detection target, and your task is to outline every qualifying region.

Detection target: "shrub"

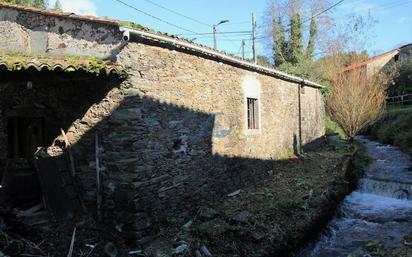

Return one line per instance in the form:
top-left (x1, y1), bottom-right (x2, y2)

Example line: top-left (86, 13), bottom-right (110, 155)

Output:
top-left (371, 110), bottom-right (412, 155)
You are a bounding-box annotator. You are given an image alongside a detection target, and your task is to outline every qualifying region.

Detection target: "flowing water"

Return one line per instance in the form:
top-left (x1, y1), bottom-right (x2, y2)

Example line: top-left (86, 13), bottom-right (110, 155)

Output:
top-left (298, 136), bottom-right (412, 257)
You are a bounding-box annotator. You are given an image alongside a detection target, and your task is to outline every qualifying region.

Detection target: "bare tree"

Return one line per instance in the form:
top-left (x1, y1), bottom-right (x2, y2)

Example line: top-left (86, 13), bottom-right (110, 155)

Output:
top-left (318, 12), bottom-right (390, 140)
top-left (324, 54), bottom-right (396, 140)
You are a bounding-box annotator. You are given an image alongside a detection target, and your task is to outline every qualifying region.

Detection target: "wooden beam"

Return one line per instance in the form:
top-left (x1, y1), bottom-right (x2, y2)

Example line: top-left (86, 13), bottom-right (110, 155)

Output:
top-left (60, 128), bottom-right (75, 177)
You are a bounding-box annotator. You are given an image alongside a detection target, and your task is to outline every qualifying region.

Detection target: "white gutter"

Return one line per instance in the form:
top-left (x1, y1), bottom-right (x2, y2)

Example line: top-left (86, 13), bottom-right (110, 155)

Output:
top-left (120, 27), bottom-right (324, 89)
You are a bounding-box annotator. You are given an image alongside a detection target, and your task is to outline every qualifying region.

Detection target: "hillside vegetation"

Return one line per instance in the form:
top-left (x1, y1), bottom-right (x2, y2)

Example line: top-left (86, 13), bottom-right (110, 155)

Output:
top-left (369, 107), bottom-right (412, 155)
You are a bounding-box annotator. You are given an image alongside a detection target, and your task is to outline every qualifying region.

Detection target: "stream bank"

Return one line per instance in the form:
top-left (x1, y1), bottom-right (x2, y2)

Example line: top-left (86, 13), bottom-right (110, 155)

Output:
top-left (0, 142), bottom-right (367, 257)
top-left (368, 107), bottom-right (412, 155)
top-left (297, 136), bottom-right (412, 257)
top-left (156, 141), bottom-right (367, 257)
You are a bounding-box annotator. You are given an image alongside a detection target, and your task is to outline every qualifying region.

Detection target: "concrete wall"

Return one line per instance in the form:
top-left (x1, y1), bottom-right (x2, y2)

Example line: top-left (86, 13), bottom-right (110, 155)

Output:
top-left (0, 7), bottom-right (325, 244)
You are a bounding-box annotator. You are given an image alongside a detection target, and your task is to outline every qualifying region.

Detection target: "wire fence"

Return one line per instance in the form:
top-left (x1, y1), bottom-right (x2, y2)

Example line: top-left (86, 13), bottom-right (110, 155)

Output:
top-left (387, 93), bottom-right (412, 106)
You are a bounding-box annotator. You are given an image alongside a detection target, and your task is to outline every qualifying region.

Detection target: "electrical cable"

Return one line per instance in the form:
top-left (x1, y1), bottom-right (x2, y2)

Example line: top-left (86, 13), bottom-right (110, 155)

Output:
top-left (139, 0), bottom-right (211, 27)
top-left (113, 0), bottom-right (200, 34)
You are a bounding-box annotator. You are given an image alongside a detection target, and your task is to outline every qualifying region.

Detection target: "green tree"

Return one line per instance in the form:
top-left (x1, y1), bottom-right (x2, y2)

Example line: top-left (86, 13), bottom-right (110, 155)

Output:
top-left (264, 0), bottom-right (334, 81)
top-left (257, 55), bottom-right (272, 67)
top-left (0, 0), bottom-right (47, 8)
top-left (288, 12), bottom-right (304, 64)
top-left (387, 58), bottom-right (412, 96)
top-left (32, 0), bottom-right (46, 8)
top-left (306, 17), bottom-right (317, 59)
top-left (272, 17), bottom-right (287, 66)
top-left (53, 0), bottom-right (61, 10)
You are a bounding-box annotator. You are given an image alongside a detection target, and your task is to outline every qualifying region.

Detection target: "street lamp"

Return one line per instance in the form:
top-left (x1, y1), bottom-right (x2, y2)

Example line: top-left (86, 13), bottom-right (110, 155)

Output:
top-left (213, 19), bottom-right (229, 50)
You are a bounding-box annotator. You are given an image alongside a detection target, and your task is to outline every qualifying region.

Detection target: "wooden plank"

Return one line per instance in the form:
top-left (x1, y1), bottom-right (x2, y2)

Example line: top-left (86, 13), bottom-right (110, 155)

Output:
top-left (95, 133), bottom-right (102, 220)
top-left (34, 155), bottom-right (75, 221)
top-left (60, 128), bottom-right (76, 177)
top-left (67, 227), bottom-right (76, 257)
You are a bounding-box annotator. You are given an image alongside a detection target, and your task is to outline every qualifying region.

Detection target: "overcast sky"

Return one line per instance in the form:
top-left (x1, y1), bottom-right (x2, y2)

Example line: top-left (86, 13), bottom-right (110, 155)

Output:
top-left (49, 0), bottom-right (412, 59)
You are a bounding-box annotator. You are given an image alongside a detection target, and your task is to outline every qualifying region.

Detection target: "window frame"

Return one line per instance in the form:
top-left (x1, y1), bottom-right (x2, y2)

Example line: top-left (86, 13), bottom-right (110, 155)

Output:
top-left (241, 75), bottom-right (262, 135)
top-left (247, 97), bottom-right (259, 130)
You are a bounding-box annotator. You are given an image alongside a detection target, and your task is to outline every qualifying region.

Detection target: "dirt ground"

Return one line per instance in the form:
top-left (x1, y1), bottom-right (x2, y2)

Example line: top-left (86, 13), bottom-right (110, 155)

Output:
top-left (180, 143), bottom-right (365, 257)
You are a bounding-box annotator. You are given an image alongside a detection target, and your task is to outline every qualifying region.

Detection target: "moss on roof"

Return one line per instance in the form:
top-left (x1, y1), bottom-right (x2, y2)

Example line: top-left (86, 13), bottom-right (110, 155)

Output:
top-left (0, 50), bottom-right (126, 76)
top-left (119, 21), bottom-right (156, 33)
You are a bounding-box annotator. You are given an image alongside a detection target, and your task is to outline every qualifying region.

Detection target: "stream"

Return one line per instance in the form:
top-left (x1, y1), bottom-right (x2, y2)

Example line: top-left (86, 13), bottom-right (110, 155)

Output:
top-left (297, 136), bottom-right (412, 257)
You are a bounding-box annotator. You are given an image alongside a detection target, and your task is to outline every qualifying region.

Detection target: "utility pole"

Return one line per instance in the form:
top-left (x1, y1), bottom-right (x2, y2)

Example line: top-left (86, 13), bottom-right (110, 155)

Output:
top-left (213, 25), bottom-right (217, 50)
top-left (213, 20), bottom-right (229, 50)
top-left (252, 12), bottom-right (257, 64)
top-left (242, 39), bottom-right (245, 60)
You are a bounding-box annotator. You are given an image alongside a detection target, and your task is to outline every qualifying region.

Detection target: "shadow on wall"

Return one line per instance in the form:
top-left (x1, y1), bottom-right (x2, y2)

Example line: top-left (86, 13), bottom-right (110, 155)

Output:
top-left (66, 86), bottom-right (326, 244)
top-left (0, 69), bottom-right (325, 244)
top-left (69, 92), bottom-right (275, 235)
top-left (0, 69), bottom-right (121, 156)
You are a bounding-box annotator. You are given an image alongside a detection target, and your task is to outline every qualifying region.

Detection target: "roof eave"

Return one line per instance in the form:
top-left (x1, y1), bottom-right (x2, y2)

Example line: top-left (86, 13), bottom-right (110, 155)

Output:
top-left (120, 27), bottom-right (324, 89)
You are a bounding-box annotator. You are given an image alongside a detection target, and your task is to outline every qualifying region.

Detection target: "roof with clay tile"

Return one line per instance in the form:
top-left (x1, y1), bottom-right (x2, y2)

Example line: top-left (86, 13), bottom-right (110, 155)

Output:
top-left (343, 43), bottom-right (412, 72)
top-left (0, 50), bottom-right (126, 76)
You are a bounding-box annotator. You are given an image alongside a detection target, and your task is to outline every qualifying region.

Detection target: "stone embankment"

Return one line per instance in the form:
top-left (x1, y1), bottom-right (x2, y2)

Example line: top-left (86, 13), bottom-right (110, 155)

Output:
top-left (0, 142), bottom-right (366, 257)
top-left (140, 142), bottom-right (366, 257)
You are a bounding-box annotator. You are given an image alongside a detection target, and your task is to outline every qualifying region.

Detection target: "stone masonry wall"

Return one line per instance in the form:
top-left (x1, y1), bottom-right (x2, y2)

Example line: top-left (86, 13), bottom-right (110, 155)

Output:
top-left (0, 7), bottom-right (325, 244)
top-left (58, 42), bottom-right (324, 243)
top-left (0, 76), bottom-right (116, 161)
top-left (0, 7), bottom-right (122, 57)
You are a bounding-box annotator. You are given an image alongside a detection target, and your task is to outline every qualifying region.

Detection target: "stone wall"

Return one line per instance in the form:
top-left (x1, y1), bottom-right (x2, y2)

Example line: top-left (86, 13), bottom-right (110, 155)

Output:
top-left (57, 42), bottom-right (324, 243)
top-left (0, 7), bottom-right (122, 58)
top-left (0, 74), bottom-right (117, 161)
top-left (0, 6), bottom-right (325, 244)
top-left (366, 51), bottom-right (398, 77)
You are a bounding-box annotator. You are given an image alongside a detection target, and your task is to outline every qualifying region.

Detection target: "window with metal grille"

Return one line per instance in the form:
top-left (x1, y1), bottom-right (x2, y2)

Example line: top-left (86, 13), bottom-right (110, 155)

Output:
top-left (247, 98), bottom-right (259, 129)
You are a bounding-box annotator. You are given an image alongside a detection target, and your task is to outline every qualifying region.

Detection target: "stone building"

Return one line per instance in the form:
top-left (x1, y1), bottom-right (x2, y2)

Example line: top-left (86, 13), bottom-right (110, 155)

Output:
top-left (344, 43), bottom-right (412, 77)
top-left (0, 3), bottom-right (325, 243)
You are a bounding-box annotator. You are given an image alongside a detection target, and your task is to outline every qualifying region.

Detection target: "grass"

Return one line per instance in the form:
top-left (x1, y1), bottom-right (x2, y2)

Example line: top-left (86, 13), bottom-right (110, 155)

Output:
top-left (119, 21), bottom-right (156, 33)
top-left (386, 105), bottom-right (412, 114)
top-left (325, 116), bottom-right (348, 140)
top-left (187, 142), bottom-right (364, 256)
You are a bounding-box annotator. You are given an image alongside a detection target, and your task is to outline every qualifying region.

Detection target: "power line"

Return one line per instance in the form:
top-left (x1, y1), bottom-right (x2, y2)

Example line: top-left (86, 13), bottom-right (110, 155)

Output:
top-left (114, 0), bottom-right (258, 56)
top-left (193, 34), bottom-right (253, 40)
top-left (305, 0), bottom-right (346, 23)
top-left (217, 28), bottom-right (244, 49)
top-left (333, 0), bottom-right (411, 20)
top-left (113, 0), bottom-right (200, 34)
top-left (138, 0), bottom-right (211, 27)
top-left (256, 0), bottom-right (346, 40)
top-left (136, 0), bottom-right (255, 53)
top-left (176, 31), bottom-right (252, 36)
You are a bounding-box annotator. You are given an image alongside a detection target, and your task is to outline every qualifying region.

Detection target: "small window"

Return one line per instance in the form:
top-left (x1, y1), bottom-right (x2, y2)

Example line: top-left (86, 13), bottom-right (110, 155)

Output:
top-left (247, 98), bottom-right (259, 129)
top-left (394, 54), bottom-right (399, 62)
top-left (301, 85), bottom-right (305, 94)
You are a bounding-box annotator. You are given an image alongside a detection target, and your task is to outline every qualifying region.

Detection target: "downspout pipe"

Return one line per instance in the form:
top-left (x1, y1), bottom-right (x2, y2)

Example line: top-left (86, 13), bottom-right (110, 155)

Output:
top-left (119, 27), bottom-right (324, 89)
